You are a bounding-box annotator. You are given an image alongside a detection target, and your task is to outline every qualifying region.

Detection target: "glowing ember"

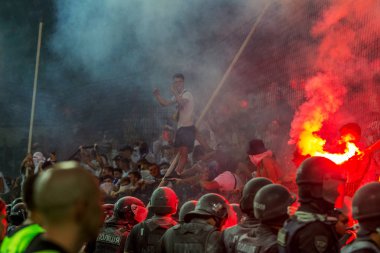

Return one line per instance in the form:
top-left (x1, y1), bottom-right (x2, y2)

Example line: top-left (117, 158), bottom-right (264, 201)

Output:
top-left (298, 125), bottom-right (363, 165)
top-left (315, 142), bottom-right (362, 165)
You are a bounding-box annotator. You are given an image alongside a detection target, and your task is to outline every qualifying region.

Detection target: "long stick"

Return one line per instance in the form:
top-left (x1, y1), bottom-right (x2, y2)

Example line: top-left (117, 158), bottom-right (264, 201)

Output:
top-left (196, 1), bottom-right (271, 127)
top-left (27, 22), bottom-right (44, 153)
top-left (158, 154), bottom-right (179, 187)
top-left (158, 2), bottom-right (271, 186)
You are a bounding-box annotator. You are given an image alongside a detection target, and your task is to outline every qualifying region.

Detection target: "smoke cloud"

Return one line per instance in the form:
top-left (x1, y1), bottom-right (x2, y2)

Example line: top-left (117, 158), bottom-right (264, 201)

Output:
top-left (1, 0), bottom-right (379, 175)
top-left (288, 0), bottom-right (380, 158)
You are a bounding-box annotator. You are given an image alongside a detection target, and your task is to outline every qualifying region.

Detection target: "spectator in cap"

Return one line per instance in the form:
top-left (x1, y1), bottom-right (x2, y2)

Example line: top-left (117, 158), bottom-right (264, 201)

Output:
top-left (247, 139), bottom-right (282, 183)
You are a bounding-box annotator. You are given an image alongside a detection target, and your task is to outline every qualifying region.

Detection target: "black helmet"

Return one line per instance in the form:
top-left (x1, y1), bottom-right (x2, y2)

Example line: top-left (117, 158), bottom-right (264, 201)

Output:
top-left (179, 200), bottom-right (197, 222)
top-left (9, 202), bottom-right (27, 226)
top-left (184, 193), bottom-right (228, 229)
top-left (240, 177), bottom-right (273, 215)
top-left (113, 196), bottom-right (147, 225)
top-left (254, 184), bottom-right (295, 222)
top-left (296, 156), bottom-right (346, 205)
top-left (11, 197), bottom-right (23, 208)
top-left (149, 187), bottom-right (178, 215)
top-left (352, 182), bottom-right (380, 232)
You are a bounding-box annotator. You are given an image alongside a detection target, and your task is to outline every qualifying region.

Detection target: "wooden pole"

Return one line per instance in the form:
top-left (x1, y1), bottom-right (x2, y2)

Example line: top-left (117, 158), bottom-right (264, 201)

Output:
top-left (158, 2), bottom-right (272, 186)
top-left (27, 22), bottom-right (43, 153)
top-left (196, 1), bottom-right (271, 127)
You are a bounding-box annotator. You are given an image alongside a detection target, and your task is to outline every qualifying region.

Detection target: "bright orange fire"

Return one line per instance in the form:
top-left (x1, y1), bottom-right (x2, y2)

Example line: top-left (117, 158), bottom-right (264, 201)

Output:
top-left (315, 139), bottom-right (362, 165)
top-left (297, 112), bottom-right (362, 165)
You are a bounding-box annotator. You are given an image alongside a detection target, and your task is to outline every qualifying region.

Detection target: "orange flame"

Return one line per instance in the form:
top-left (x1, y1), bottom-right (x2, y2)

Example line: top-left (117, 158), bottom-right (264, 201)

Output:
top-left (298, 116), bottom-right (362, 164)
top-left (315, 141), bottom-right (362, 165)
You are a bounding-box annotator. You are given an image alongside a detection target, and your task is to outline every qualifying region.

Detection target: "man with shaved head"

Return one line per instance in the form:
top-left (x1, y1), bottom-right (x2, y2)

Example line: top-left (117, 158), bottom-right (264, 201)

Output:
top-left (25, 161), bottom-right (103, 253)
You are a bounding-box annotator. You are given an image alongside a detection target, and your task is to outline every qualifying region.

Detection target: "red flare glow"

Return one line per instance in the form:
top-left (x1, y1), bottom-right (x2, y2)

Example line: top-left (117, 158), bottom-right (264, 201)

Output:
top-left (315, 140), bottom-right (362, 164)
top-left (297, 116), bottom-right (362, 164)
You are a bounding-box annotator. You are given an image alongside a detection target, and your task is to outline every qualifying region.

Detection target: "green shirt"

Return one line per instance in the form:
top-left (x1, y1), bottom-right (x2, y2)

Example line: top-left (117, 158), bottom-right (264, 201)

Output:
top-left (0, 223), bottom-right (45, 253)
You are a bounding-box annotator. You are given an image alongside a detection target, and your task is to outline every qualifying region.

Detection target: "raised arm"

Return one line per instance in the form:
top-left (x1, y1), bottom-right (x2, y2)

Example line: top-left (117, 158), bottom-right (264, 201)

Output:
top-left (153, 88), bottom-right (174, 107)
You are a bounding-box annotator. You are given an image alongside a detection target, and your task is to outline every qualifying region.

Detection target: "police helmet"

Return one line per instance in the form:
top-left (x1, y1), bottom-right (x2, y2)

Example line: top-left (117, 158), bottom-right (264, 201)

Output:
top-left (296, 156), bottom-right (346, 205)
top-left (149, 187), bottom-right (178, 215)
top-left (239, 177), bottom-right (273, 215)
top-left (352, 182), bottom-right (380, 232)
top-left (254, 184), bottom-right (295, 222)
top-left (184, 193), bottom-right (228, 229)
top-left (9, 202), bottom-right (27, 226)
top-left (113, 196), bottom-right (147, 224)
top-left (179, 200), bottom-right (197, 222)
top-left (11, 197), bottom-right (23, 208)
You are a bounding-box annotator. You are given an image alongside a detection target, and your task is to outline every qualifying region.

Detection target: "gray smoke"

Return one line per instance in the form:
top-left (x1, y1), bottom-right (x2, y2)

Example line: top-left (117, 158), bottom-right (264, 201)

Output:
top-left (1, 0), bottom-right (379, 176)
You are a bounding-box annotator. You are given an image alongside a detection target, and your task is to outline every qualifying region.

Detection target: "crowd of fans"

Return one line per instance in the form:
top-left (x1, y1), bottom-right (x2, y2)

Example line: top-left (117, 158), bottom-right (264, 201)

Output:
top-left (0, 130), bottom-right (378, 252)
top-left (0, 72), bottom-right (379, 252)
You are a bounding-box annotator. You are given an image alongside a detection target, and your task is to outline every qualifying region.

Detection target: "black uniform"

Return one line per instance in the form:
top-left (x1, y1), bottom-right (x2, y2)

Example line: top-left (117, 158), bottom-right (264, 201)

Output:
top-left (94, 220), bottom-right (132, 253)
top-left (235, 223), bottom-right (278, 253)
top-left (345, 182), bottom-right (380, 253)
top-left (236, 183), bottom-right (295, 253)
top-left (277, 157), bottom-right (345, 253)
top-left (222, 217), bottom-right (259, 253)
top-left (278, 206), bottom-right (339, 253)
top-left (160, 218), bottom-right (225, 253)
top-left (125, 215), bottom-right (177, 253)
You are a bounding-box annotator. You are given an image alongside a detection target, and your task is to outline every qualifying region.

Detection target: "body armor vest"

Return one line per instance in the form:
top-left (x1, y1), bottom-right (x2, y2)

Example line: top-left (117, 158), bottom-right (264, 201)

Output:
top-left (223, 219), bottom-right (259, 253)
top-left (138, 219), bottom-right (170, 253)
top-left (277, 214), bottom-right (339, 253)
top-left (166, 222), bottom-right (217, 253)
top-left (236, 224), bottom-right (277, 253)
top-left (94, 223), bottom-right (130, 253)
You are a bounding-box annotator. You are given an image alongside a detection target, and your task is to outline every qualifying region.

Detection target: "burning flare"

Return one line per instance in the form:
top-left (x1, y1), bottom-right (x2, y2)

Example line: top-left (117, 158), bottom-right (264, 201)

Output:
top-left (297, 118), bottom-right (362, 165)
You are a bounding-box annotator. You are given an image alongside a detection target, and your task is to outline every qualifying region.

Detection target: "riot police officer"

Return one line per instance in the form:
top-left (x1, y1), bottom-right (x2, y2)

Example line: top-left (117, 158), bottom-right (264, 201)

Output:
top-left (235, 184), bottom-right (295, 253)
top-left (125, 187), bottom-right (178, 253)
top-left (342, 182), bottom-right (380, 253)
top-left (278, 156), bottom-right (346, 253)
top-left (94, 196), bottom-right (147, 253)
top-left (160, 193), bottom-right (229, 253)
top-left (7, 202), bottom-right (28, 234)
top-left (0, 175), bottom-right (45, 253)
top-left (223, 177), bottom-right (273, 253)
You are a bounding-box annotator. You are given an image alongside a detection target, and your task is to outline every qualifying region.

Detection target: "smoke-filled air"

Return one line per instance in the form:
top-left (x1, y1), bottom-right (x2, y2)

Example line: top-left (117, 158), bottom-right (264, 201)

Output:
top-left (0, 0), bottom-right (379, 175)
